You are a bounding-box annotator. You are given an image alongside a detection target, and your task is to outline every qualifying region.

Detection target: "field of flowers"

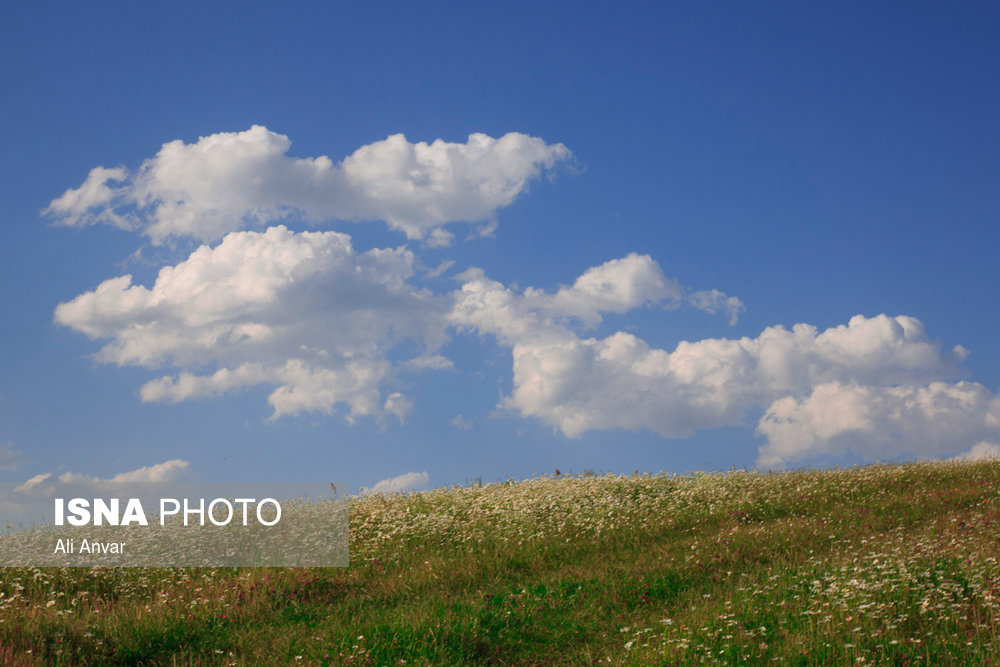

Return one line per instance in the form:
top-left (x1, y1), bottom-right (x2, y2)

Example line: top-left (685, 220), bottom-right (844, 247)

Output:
top-left (0, 460), bottom-right (998, 664)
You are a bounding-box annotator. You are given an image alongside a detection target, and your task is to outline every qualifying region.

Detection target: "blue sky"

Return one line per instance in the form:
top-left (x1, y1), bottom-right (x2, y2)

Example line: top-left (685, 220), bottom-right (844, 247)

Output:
top-left (2, 2), bottom-right (999, 493)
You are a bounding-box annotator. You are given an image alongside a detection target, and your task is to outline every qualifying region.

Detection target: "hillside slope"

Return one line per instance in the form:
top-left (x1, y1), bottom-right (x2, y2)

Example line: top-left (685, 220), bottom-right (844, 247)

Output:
top-left (1, 460), bottom-right (999, 664)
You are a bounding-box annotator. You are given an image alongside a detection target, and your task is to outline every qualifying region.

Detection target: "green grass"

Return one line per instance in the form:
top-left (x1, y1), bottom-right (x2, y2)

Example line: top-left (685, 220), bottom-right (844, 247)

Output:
top-left (1, 460), bottom-right (999, 664)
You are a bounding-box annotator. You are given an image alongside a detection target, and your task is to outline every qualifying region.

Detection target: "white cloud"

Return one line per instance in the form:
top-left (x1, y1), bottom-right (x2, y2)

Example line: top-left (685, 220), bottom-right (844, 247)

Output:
top-left (531, 253), bottom-right (683, 327)
top-left (450, 254), bottom-right (742, 335)
top-left (450, 262), bottom-right (996, 466)
top-left (403, 354), bottom-right (454, 371)
top-left (688, 289), bottom-right (745, 326)
top-left (363, 471), bottom-right (430, 495)
top-left (55, 226), bottom-right (448, 421)
top-left (952, 441), bottom-right (1000, 461)
top-left (450, 253), bottom-right (689, 343)
top-left (756, 382), bottom-right (1000, 469)
top-left (500, 332), bottom-right (755, 438)
top-left (41, 166), bottom-right (130, 229)
top-left (43, 126), bottom-right (572, 244)
top-left (383, 392), bottom-right (414, 424)
top-left (0, 443), bottom-right (29, 471)
top-left (451, 414), bottom-right (473, 430)
top-left (108, 459), bottom-right (191, 483)
top-left (14, 472), bottom-right (51, 494)
top-left (424, 259), bottom-right (455, 279)
top-left (56, 459), bottom-right (194, 485)
top-left (4, 461), bottom-right (194, 526)
top-left (512, 318), bottom-right (986, 448)
top-left (14, 460), bottom-right (193, 494)
top-left (449, 259), bottom-right (759, 437)
top-left (45, 133), bottom-right (995, 471)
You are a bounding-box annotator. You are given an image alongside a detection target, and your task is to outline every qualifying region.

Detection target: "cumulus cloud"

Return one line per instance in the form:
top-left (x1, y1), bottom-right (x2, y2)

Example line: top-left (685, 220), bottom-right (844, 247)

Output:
top-left (450, 254), bottom-right (745, 344)
top-left (42, 166), bottom-right (130, 229)
top-left (44, 127), bottom-right (995, 470)
top-left (55, 226), bottom-right (448, 421)
top-left (449, 259), bottom-right (762, 438)
top-left (42, 126), bottom-right (572, 244)
top-left (529, 253), bottom-right (684, 326)
top-left (952, 442), bottom-right (1000, 461)
top-left (363, 471), bottom-right (430, 495)
top-left (450, 261), bottom-right (996, 467)
top-left (756, 382), bottom-right (1000, 469)
top-left (450, 253), bottom-right (689, 342)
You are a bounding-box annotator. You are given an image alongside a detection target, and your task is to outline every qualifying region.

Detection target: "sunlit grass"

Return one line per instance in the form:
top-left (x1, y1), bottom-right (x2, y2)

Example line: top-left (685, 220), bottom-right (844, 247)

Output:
top-left (0, 460), bottom-right (998, 664)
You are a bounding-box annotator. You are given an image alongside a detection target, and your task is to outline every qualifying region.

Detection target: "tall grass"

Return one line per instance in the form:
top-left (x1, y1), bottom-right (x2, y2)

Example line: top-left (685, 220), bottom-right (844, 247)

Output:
top-left (0, 460), bottom-right (998, 664)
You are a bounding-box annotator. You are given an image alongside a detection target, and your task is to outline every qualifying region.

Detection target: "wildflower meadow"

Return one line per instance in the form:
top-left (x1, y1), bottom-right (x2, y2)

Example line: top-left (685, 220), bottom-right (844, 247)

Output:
top-left (1, 459), bottom-right (999, 664)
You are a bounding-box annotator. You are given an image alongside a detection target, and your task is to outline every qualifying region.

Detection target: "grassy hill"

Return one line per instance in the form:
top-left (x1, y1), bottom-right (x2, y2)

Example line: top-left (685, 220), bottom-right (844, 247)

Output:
top-left (1, 460), bottom-right (999, 665)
